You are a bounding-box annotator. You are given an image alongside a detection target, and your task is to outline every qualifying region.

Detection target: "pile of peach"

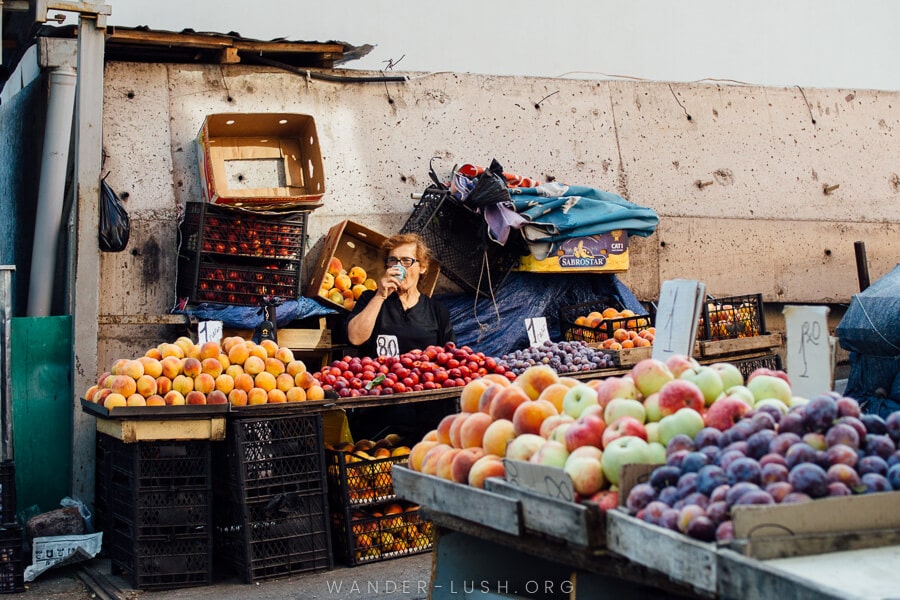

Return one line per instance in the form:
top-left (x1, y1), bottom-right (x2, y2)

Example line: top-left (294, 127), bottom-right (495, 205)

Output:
top-left (598, 327), bottom-right (655, 350)
top-left (318, 257), bottom-right (377, 310)
top-left (85, 336), bottom-right (325, 410)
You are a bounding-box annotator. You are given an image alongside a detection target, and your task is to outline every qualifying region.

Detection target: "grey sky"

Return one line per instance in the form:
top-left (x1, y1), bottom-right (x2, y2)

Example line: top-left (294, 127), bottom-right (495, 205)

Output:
top-left (106, 1), bottom-right (899, 91)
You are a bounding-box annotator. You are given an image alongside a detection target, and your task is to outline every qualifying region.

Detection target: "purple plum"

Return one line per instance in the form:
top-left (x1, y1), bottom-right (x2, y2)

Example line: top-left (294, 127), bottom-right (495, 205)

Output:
top-left (760, 462), bottom-right (789, 485)
top-left (759, 453), bottom-right (788, 468)
top-left (681, 451), bottom-right (711, 474)
top-left (717, 449), bottom-right (749, 471)
top-left (777, 411), bottom-right (807, 436)
top-left (861, 414), bottom-right (888, 435)
top-left (649, 465), bottom-right (682, 490)
top-left (858, 455), bottom-right (889, 476)
top-left (686, 515), bottom-right (717, 542)
top-left (666, 433), bottom-right (696, 455)
top-left (826, 443), bottom-right (858, 468)
top-left (769, 432), bottom-right (802, 456)
top-left (864, 434), bottom-right (896, 459)
top-left (726, 457), bottom-right (762, 486)
top-left (861, 472), bottom-right (892, 493)
top-left (660, 507), bottom-right (680, 530)
top-left (825, 422), bottom-right (860, 450)
top-left (710, 484), bottom-right (731, 503)
top-left (682, 492), bottom-right (711, 510)
top-left (803, 394), bottom-right (839, 433)
top-left (887, 463), bottom-right (900, 490)
top-left (836, 396), bottom-right (861, 418)
top-left (788, 462), bottom-right (829, 498)
top-left (642, 500), bottom-right (669, 525)
top-left (694, 427), bottom-right (723, 449)
top-left (626, 482), bottom-right (658, 513)
top-left (706, 500), bottom-right (729, 525)
top-left (696, 464), bottom-right (728, 496)
top-left (750, 410), bottom-right (778, 432)
top-left (785, 442), bottom-right (818, 470)
top-left (781, 492), bottom-right (813, 504)
top-left (725, 481), bottom-right (762, 508)
top-left (715, 520), bottom-right (735, 542)
top-left (666, 449), bottom-right (690, 469)
top-left (836, 416), bottom-right (867, 441)
top-left (827, 481), bottom-right (852, 496)
top-left (826, 463), bottom-right (861, 489)
top-left (765, 481), bottom-right (794, 502)
top-left (733, 489), bottom-right (775, 506)
top-left (700, 445), bottom-right (722, 463)
top-left (747, 429), bottom-right (778, 459)
top-left (885, 411), bottom-right (900, 443)
top-left (676, 472), bottom-right (699, 498)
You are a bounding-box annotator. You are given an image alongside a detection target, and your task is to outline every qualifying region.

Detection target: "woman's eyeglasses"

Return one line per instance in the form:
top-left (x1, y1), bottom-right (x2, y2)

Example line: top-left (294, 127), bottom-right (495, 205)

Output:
top-left (386, 257), bottom-right (418, 267)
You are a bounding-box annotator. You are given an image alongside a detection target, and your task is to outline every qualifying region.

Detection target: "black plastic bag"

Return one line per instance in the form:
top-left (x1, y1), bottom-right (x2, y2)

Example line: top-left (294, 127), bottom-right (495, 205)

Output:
top-left (99, 174), bottom-right (130, 252)
top-left (464, 158), bottom-right (511, 209)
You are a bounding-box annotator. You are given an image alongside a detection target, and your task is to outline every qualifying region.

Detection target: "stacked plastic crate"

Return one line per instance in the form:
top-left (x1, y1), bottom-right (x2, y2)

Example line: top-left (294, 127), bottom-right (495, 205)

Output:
top-left (212, 411), bottom-right (332, 583)
top-left (0, 461), bottom-right (23, 594)
top-left (326, 449), bottom-right (433, 565)
top-left (94, 434), bottom-right (213, 590)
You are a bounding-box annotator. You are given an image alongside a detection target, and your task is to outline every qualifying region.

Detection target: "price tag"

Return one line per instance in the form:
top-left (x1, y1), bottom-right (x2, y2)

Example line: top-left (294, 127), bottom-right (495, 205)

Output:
top-left (783, 305), bottom-right (833, 397)
top-left (525, 317), bottom-right (551, 347)
top-left (503, 458), bottom-right (574, 502)
top-left (375, 334), bottom-right (400, 358)
top-left (652, 279), bottom-right (706, 362)
top-left (197, 320), bottom-right (223, 346)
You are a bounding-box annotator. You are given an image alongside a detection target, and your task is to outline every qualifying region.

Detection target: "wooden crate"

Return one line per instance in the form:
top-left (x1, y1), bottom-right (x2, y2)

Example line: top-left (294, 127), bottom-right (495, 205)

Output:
top-left (391, 465), bottom-right (521, 536)
top-left (96, 417), bottom-right (226, 443)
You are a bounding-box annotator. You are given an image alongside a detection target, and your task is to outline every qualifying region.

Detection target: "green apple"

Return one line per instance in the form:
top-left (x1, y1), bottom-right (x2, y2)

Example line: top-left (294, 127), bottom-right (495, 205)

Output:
top-left (658, 407), bottom-right (706, 446)
top-left (719, 385), bottom-right (755, 408)
top-left (562, 384), bottom-right (600, 419)
top-left (753, 397), bottom-right (789, 415)
top-left (746, 374), bottom-right (792, 404)
top-left (709, 362), bottom-right (745, 391)
top-left (679, 365), bottom-right (725, 406)
top-left (604, 397), bottom-right (647, 425)
top-left (647, 441), bottom-right (667, 465)
top-left (789, 395), bottom-right (810, 408)
top-left (643, 392), bottom-right (662, 422)
top-left (645, 421), bottom-right (660, 444)
top-left (600, 436), bottom-right (652, 486)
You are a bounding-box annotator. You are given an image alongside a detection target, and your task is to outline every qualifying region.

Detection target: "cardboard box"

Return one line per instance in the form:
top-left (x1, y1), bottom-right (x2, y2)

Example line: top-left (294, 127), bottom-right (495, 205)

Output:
top-left (306, 220), bottom-right (440, 311)
top-left (516, 230), bottom-right (629, 273)
top-left (197, 113), bottom-right (325, 208)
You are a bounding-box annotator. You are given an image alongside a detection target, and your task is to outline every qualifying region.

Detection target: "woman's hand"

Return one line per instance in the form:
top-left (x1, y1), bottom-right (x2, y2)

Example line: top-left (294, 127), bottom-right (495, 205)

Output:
top-left (378, 266), bottom-right (404, 298)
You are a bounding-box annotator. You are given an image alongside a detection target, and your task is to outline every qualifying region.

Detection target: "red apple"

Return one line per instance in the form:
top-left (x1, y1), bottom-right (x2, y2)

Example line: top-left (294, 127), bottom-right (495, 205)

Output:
top-left (564, 413), bottom-right (607, 452)
top-left (594, 376), bottom-right (639, 411)
top-left (657, 379), bottom-right (706, 417)
top-left (704, 395), bottom-right (752, 431)
top-left (601, 416), bottom-right (647, 448)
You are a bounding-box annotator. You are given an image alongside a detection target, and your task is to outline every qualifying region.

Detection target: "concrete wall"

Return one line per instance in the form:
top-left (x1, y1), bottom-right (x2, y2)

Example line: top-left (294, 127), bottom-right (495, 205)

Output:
top-left (95, 61), bottom-right (900, 366)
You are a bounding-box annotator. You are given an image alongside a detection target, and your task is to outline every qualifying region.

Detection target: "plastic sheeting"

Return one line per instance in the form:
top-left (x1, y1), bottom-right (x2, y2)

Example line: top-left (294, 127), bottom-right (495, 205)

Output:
top-left (175, 297), bottom-right (337, 329)
top-left (836, 264), bottom-right (900, 412)
top-left (837, 264), bottom-right (900, 356)
top-left (437, 271), bottom-right (646, 358)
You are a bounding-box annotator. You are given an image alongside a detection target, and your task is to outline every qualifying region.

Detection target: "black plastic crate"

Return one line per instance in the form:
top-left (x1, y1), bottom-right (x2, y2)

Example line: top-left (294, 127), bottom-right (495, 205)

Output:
top-left (0, 526), bottom-right (24, 594)
top-left (699, 293), bottom-right (765, 341)
top-left (214, 488), bottom-right (332, 583)
top-left (177, 202), bottom-right (308, 306)
top-left (325, 450), bottom-right (409, 508)
top-left (728, 353), bottom-right (782, 381)
top-left (331, 501), bottom-right (433, 566)
top-left (217, 413), bottom-right (327, 500)
top-left (0, 462), bottom-right (16, 526)
top-left (400, 187), bottom-right (520, 296)
top-left (104, 435), bottom-right (212, 490)
top-left (559, 298), bottom-right (653, 344)
top-left (107, 528), bottom-right (212, 591)
top-left (108, 486), bottom-right (211, 538)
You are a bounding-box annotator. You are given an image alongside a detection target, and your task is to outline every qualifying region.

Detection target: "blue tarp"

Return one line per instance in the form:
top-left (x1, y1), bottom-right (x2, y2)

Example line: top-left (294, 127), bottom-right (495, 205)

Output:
top-left (437, 271), bottom-right (646, 358)
top-left (175, 297), bottom-right (337, 329)
top-left (836, 264), bottom-right (900, 412)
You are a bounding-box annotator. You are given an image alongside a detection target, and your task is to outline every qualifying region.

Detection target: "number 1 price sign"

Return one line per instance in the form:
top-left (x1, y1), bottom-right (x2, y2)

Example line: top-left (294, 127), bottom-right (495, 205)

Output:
top-left (525, 317), bottom-right (551, 347)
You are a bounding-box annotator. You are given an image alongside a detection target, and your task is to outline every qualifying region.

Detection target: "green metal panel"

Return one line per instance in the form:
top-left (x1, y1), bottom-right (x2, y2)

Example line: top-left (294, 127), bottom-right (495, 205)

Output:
top-left (9, 316), bottom-right (72, 515)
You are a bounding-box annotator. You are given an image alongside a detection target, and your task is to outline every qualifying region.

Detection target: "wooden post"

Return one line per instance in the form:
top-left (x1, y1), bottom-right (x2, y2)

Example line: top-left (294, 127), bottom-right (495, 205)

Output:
top-left (854, 240), bottom-right (871, 292)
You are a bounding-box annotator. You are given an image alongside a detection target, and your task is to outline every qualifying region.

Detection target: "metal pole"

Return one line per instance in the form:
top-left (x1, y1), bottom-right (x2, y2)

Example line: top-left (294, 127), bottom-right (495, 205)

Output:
top-left (854, 241), bottom-right (871, 292)
top-left (0, 266), bottom-right (15, 461)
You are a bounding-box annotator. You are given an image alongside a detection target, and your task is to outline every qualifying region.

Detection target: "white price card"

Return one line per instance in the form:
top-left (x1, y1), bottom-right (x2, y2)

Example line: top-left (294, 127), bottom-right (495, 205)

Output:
top-left (783, 305), bottom-right (833, 397)
top-left (525, 317), bottom-right (551, 347)
top-left (652, 279), bottom-right (706, 362)
top-left (503, 458), bottom-right (574, 502)
top-left (197, 320), bottom-right (223, 346)
top-left (376, 334), bottom-right (400, 358)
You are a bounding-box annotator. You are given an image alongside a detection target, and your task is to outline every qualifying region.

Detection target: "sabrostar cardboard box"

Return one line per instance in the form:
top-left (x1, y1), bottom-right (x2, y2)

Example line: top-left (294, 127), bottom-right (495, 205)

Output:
top-left (197, 113), bottom-right (325, 209)
top-left (516, 230), bottom-right (629, 273)
top-left (306, 221), bottom-right (441, 311)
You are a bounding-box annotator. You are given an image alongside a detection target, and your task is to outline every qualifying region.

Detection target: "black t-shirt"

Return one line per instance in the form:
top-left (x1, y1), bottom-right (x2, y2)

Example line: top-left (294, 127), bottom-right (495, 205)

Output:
top-left (347, 290), bottom-right (456, 357)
